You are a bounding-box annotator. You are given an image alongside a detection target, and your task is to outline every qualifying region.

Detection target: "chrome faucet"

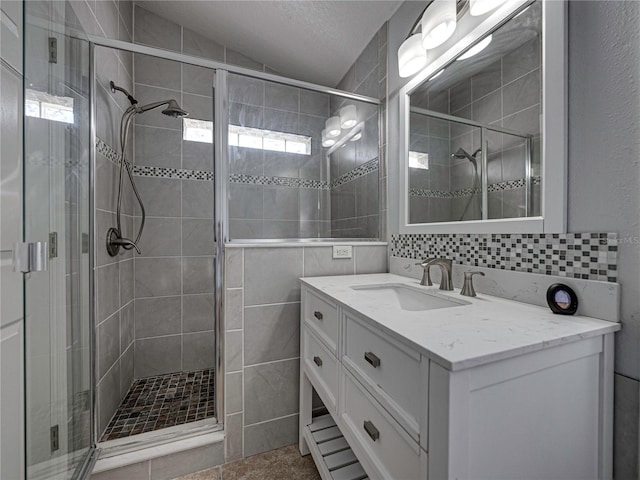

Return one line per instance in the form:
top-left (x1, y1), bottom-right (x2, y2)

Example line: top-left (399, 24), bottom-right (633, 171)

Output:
top-left (425, 258), bottom-right (453, 291)
top-left (460, 271), bottom-right (485, 297)
top-left (415, 258), bottom-right (436, 286)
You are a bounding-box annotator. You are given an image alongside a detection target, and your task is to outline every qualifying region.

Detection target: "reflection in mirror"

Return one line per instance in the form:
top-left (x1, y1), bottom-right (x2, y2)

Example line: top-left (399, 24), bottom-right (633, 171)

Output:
top-left (407, 1), bottom-right (541, 225)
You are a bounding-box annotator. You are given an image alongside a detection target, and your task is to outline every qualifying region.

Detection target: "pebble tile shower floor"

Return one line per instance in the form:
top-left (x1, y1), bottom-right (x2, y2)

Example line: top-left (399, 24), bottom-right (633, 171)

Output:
top-left (101, 369), bottom-right (215, 441)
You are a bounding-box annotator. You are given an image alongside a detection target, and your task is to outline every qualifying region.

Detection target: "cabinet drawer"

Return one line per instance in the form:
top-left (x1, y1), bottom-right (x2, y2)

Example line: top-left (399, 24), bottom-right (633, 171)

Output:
top-left (303, 328), bottom-right (339, 412)
top-left (342, 371), bottom-right (421, 480)
top-left (344, 311), bottom-right (422, 435)
top-left (304, 289), bottom-right (339, 353)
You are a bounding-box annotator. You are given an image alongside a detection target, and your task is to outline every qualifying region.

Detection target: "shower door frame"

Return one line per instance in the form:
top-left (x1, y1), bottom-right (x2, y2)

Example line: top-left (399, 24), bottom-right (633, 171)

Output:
top-left (86, 35), bottom-right (380, 448)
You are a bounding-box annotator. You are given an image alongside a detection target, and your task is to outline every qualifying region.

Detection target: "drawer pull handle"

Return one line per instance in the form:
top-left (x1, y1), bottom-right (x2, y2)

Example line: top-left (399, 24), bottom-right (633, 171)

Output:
top-left (313, 356), bottom-right (323, 367)
top-left (364, 351), bottom-right (381, 368)
top-left (364, 420), bottom-right (379, 441)
top-left (313, 311), bottom-right (323, 320)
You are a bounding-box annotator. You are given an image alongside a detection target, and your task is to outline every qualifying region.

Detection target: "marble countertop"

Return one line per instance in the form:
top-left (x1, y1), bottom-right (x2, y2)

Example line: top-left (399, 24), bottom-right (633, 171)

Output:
top-left (300, 273), bottom-right (621, 371)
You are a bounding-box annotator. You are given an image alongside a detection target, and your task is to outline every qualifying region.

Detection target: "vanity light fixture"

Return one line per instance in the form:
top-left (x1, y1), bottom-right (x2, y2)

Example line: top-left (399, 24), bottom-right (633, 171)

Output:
top-left (398, 33), bottom-right (428, 78)
top-left (325, 116), bottom-right (341, 137)
top-left (421, 0), bottom-right (457, 49)
top-left (457, 34), bottom-right (492, 60)
top-left (469, 0), bottom-right (507, 16)
top-left (339, 105), bottom-right (358, 129)
top-left (350, 130), bottom-right (362, 142)
top-left (321, 129), bottom-right (336, 147)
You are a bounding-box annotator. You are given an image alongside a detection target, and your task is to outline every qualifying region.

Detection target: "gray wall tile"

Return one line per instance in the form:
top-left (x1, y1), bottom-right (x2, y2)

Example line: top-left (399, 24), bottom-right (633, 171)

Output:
top-left (92, 460), bottom-right (150, 480)
top-left (183, 332), bottom-right (215, 371)
top-left (225, 248), bottom-right (243, 288)
top-left (135, 296), bottom-right (181, 338)
top-left (225, 372), bottom-right (243, 415)
top-left (134, 126), bottom-right (181, 169)
top-left (244, 303), bottom-right (300, 365)
top-left (225, 413), bottom-right (243, 461)
top-left (183, 257), bottom-right (214, 294)
top-left (136, 216), bottom-right (181, 257)
top-left (134, 5), bottom-right (181, 51)
top-left (614, 374), bottom-right (639, 480)
top-left (243, 414), bottom-right (299, 458)
top-left (135, 335), bottom-right (182, 378)
top-left (134, 257), bottom-right (182, 298)
top-left (244, 248), bottom-right (303, 305)
top-left (133, 53), bottom-right (181, 90)
top-left (97, 359), bottom-right (121, 433)
top-left (244, 359), bottom-right (299, 425)
top-left (182, 219), bottom-right (214, 256)
top-left (120, 301), bottom-right (134, 353)
top-left (134, 177), bottom-right (181, 217)
top-left (225, 331), bottom-right (243, 373)
top-left (182, 180), bottom-right (214, 218)
top-left (355, 245), bottom-right (388, 274)
top-left (149, 442), bottom-right (224, 480)
top-left (120, 344), bottom-right (135, 398)
top-left (182, 28), bottom-right (224, 61)
top-left (98, 312), bottom-right (120, 380)
top-left (225, 289), bottom-right (243, 331)
top-left (97, 263), bottom-right (120, 322)
top-left (183, 294), bottom-right (215, 333)
top-left (304, 247), bottom-right (354, 277)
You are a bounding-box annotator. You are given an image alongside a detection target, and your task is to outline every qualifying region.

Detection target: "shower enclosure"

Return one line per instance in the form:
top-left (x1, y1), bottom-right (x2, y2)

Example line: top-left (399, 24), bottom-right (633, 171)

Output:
top-left (22, 1), bottom-right (380, 476)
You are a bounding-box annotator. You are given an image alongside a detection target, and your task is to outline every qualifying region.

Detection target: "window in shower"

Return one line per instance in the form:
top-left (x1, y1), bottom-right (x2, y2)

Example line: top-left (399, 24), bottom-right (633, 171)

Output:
top-left (227, 72), bottom-right (381, 240)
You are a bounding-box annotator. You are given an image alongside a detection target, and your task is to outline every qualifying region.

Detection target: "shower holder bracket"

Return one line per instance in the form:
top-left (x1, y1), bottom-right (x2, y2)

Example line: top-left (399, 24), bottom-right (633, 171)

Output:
top-left (106, 227), bottom-right (121, 257)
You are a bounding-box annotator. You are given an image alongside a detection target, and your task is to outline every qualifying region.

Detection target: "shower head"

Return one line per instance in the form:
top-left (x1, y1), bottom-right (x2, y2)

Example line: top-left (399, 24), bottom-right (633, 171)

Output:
top-left (136, 99), bottom-right (189, 118)
top-left (161, 99), bottom-right (189, 118)
top-left (451, 147), bottom-right (481, 163)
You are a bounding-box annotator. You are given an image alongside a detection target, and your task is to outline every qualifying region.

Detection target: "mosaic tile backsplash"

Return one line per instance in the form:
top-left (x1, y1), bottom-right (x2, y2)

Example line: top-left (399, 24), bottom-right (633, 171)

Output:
top-left (391, 233), bottom-right (618, 283)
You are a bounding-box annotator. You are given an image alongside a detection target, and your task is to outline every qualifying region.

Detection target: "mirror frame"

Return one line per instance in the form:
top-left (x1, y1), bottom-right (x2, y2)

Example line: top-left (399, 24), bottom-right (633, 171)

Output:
top-left (398, 0), bottom-right (566, 234)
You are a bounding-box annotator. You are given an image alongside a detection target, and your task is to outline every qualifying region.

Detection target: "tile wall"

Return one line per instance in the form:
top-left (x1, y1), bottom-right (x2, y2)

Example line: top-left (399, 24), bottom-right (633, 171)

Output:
top-left (129, 51), bottom-right (216, 379)
top-left (331, 24), bottom-right (388, 239)
top-left (227, 73), bottom-right (331, 239)
top-left (223, 244), bottom-right (388, 460)
top-left (66, 0), bottom-right (137, 442)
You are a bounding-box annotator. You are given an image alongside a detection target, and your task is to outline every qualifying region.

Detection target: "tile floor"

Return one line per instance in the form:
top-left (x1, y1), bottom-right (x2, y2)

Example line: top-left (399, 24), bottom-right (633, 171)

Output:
top-left (101, 369), bottom-right (215, 441)
top-left (175, 445), bottom-right (321, 480)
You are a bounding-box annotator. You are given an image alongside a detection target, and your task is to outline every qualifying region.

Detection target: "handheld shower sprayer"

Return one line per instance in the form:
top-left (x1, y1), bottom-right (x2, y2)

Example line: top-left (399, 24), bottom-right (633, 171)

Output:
top-left (106, 81), bottom-right (189, 257)
top-left (451, 147), bottom-right (483, 221)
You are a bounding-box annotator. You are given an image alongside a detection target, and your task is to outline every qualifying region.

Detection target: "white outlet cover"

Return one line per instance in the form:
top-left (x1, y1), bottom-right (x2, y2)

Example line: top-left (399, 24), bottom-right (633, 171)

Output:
top-left (332, 245), bottom-right (353, 259)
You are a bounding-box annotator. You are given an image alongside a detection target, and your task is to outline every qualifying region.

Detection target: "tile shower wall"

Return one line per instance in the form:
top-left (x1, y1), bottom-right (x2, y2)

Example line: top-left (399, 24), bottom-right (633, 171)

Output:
top-left (130, 51), bottom-right (216, 379)
top-left (223, 244), bottom-right (388, 461)
top-left (227, 73), bottom-right (331, 239)
top-left (74, 0), bottom-right (138, 437)
top-left (331, 24), bottom-right (388, 239)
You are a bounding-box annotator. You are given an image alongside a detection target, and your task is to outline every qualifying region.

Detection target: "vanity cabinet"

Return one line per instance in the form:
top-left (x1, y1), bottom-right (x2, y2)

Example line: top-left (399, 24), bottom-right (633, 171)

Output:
top-left (299, 278), bottom-right (617, 480)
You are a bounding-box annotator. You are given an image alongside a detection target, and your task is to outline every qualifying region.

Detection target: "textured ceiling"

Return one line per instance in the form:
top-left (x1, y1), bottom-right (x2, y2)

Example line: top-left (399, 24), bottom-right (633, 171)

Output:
top-left (136, 1), bottom-right (403, 87)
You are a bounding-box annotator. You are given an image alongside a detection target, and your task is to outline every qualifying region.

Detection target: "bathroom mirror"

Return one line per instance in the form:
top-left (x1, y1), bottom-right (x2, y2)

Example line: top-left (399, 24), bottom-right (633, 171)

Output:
top-left (399, 0), bottom-right (567, 233)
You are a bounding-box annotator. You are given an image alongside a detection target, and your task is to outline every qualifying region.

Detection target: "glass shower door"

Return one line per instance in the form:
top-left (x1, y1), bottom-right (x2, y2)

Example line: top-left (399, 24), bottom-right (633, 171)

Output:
top-left (23, 2), bottom-right (93, 478)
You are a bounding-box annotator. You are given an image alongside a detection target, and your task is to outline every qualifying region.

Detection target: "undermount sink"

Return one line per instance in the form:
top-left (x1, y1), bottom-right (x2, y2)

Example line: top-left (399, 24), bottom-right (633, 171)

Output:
top-left (350, 283), bottom-right (470, 312)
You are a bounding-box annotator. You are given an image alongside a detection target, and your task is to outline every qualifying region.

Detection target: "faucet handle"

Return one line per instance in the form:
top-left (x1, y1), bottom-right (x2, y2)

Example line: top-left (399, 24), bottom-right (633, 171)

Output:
top-left (461, 271), bottom-right (485, 297)
top-left (415, 258), bottom-right (436, 286)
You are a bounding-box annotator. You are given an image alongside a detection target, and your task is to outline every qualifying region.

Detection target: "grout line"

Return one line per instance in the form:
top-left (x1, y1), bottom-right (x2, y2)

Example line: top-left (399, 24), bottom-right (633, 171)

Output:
top-left (243, 412), bottom-right (299, 428)
top-left (243, 356), bottom-right (300, 369)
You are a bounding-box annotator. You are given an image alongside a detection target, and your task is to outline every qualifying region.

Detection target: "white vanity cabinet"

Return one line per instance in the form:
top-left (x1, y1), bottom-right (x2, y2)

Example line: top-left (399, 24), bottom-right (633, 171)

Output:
top-left (299, 275), bottom-right (619, 480)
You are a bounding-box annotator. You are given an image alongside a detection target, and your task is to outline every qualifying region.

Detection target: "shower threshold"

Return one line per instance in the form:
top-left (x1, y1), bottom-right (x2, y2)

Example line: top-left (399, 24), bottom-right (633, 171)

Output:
top-left (100, 369), bottom-right (216, 443)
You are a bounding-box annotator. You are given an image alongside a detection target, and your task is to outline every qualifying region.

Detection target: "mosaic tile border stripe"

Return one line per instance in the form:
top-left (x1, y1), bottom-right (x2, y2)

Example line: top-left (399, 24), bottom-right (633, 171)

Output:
top-left (98, 138), bottom-right (379, 189)
top-left (229, 174), bottom-right (329, 190)
top-left (331, 158), bottom-right (379, 189)
top-left (97, 138), bottom-right (214, 181)
top-left (133, 165), bottom-right (214, 181)
top-left (391, 232), bottom-right (618, 283)
top-left (409, 177), bottom-right (541, 198)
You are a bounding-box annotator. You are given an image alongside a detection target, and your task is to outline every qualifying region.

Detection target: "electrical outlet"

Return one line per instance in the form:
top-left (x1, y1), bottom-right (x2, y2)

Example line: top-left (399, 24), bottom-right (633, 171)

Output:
top-left (333, 245), bottom-right (352, 259)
